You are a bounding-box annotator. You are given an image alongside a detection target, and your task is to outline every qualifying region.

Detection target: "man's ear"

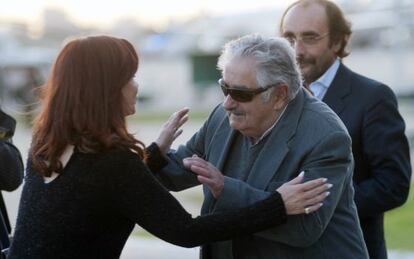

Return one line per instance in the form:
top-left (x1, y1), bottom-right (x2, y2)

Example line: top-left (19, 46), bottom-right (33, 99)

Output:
top-left (332, 36), bottom-right (347, 54)
top-left (333, 41), bottom-right (342, 53)
top-left (273, 84), bottom-right (289, 110)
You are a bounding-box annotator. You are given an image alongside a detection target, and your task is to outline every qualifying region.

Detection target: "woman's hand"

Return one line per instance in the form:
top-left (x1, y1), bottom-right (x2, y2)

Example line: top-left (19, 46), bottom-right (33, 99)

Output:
top-left (276, 171), bottom-right (332, 215)
top-left (155, 107), bottom-right (189, 155)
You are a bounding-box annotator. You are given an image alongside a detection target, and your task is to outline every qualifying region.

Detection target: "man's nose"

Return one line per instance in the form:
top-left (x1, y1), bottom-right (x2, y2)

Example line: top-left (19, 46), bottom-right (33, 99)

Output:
top-left (223, 95), bottom-right (237, 110)
top-left (293, 40), bottom-right (306, 56)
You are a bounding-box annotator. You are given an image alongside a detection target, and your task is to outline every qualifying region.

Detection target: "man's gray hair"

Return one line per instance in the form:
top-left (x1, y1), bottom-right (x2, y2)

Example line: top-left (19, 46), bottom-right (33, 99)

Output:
top-left (217, 34), bottom-right (302, 101)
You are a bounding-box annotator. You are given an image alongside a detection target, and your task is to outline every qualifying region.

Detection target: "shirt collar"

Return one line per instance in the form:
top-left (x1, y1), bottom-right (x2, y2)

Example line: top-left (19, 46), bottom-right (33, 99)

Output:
top-left (313, 58), bottom-right (340, 88)
top-left (251, 102), bottom-right (289, 146)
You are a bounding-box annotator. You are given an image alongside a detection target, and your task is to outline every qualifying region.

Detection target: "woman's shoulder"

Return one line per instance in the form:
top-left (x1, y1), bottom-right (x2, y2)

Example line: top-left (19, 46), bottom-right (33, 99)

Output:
top-left (100, 147), bottom-right (139, 159)
top-left (70, 148), bottom-right (148, 187)
top-left (91, 148), bottom-right (144, 169)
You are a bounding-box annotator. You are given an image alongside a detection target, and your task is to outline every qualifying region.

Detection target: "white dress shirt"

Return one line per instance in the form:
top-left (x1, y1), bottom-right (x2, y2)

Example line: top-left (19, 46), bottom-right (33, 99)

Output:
top-left (309, 59), bottom-right (340, 100)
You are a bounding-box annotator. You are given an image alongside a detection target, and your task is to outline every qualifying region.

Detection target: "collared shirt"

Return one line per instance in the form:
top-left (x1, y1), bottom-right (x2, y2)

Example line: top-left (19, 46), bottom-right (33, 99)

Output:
top-left (252, 103), bottom-right (289, 146)
top-left (309, 58), bottom-right (340, 100)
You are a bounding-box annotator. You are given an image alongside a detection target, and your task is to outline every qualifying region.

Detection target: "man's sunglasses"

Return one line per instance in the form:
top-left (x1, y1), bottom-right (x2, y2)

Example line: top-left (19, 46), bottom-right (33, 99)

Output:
top-left (218, 78), bottom-right (275, 102)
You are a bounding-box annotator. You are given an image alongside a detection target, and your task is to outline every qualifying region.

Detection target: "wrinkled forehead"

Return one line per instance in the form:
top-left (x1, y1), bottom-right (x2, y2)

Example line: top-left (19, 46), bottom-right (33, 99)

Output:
top-left (223, 57), bottom-right (258, 88)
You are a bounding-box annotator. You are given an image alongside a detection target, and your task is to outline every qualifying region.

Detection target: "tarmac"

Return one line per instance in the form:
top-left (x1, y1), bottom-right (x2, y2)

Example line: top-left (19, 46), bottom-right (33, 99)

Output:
top-left (121, 237), bottom-right (414, 259)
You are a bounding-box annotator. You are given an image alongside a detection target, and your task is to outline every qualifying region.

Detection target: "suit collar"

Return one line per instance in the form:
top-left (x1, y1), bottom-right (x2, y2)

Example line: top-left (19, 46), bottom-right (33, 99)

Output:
top-left (207, 113), bottom-right (237, 171)
top-left (322, 62), bottom-right (352, 115)
top-left (246, 88), bottom-right (306, 189)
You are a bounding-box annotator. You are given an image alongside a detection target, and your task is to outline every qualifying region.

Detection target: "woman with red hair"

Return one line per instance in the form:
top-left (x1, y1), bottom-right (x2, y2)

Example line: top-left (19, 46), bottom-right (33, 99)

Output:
top-left (8, 35), bottom-right (329, 258)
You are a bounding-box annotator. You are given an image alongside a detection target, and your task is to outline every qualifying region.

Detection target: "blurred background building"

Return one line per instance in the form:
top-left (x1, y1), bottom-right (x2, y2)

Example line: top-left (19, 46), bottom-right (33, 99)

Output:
top-left (1, 0), bottom-right (413, 148)
top-left (1, 0), bottom-right (414, 109)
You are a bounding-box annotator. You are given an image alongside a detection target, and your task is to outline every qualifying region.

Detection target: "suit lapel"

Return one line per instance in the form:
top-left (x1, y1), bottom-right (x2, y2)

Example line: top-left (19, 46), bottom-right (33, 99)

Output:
top-left (203, 113), bottom-right (237, 212)
top-left (207, 115), bottom-right (238, 172)
top-left (247, 88), bottom-right (306, 189)
top-left (322, 63), bottom-right (352, 115)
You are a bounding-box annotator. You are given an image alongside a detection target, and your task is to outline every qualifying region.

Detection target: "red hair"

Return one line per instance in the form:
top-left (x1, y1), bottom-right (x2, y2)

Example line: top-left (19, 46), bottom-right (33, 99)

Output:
top-left (31, 35), bottom-right (145, 177)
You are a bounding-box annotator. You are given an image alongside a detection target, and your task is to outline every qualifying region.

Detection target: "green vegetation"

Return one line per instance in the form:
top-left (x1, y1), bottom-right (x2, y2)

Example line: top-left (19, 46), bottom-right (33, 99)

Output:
top-left (132, 228), bottom-right (154, 238)
top-left (385, 183), bottom-right (414, 250)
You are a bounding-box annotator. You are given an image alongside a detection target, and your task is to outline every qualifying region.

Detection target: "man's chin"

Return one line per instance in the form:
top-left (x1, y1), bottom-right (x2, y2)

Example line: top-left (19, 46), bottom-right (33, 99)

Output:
top-left (229, 118), bottom-right (243, 130)
top-left (300, 67), bottom-right (317, 84)
top-left (299, 63), bottom-right (311, 73)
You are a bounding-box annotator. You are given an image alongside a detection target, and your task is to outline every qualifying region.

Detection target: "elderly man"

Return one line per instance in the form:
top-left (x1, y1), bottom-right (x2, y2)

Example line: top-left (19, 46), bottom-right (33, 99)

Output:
top-left (155, 34), bottom-right (368, 258)
top-left (279, 1), bottom-right (412, 258)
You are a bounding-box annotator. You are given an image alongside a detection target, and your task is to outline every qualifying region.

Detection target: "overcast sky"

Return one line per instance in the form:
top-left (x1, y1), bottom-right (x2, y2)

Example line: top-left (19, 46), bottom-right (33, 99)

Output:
top-left (0, 0), bottom-right (301, 29)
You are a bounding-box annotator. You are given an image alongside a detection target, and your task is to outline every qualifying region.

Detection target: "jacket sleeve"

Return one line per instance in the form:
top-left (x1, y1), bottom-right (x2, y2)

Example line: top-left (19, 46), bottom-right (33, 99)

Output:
top-left (354, 85), bottom-right (411, 218)
top-left (144, 142), bottom-right (168, 172)
top-left (213, 131), bottom-right (353, 247)
top-left (111, 155), bottom-right (287, 248)
top-left (0, 140), bottom-right (24, 191)
top-left (154, 130), bottom-right (205, 191)
top-left (154, 105), bottom-right (224, 191)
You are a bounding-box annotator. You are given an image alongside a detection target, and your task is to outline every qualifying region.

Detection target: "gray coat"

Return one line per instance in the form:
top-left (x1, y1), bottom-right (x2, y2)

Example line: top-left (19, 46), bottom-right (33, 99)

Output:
top-left (158, 88), bottom-right (369, 259)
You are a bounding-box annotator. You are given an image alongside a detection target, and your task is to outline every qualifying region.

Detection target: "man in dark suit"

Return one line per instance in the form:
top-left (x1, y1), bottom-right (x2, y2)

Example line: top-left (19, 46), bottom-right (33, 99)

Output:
top-left (155, 34), bottom-right (368, 258)
top-left (279, 1), bottom-right (412, 258)
top-left (0, 109), bottom-right (23, 249)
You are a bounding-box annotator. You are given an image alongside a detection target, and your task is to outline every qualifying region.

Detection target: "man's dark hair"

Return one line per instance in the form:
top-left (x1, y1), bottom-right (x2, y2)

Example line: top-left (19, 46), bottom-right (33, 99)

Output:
top-left (280, 0), bottom-right (352, 58)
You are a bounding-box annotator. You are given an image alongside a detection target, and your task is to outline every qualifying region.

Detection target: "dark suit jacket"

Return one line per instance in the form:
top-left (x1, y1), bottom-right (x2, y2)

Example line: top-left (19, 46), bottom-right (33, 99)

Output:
top-left (159, 89), bottom-right (368, 258)
top-left (322, 63), bottom-right (412, 259)
top-left (0, 110), bottom-right (24, 234)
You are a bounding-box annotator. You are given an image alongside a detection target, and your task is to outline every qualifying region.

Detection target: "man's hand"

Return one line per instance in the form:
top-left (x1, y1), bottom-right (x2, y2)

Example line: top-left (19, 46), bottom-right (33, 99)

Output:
top-left (183, 155), bottom-right (224, 199)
